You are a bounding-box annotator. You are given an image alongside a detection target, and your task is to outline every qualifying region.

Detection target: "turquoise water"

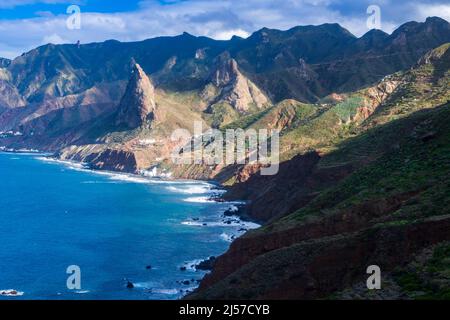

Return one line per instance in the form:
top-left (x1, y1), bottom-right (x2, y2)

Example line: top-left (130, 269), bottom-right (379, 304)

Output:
top-left (0, 152), bottom-right (255, 300)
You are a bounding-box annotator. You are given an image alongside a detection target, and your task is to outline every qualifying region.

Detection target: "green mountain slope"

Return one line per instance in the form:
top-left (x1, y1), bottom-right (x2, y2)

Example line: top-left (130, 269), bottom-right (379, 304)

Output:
top-left (189, 43), bottom-right (450, 299)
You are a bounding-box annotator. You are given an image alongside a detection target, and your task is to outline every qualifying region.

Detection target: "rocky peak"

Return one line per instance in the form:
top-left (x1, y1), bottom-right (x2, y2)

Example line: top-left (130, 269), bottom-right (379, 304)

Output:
top-left (417, 43), bottom-right (450, 66)
top-left (391, 17), bottom-right (450, 47)
top-left (207, 53), bottom-right (270, 113)
top-left (115, 63), bottom-right (156, 128)
top-left (425, 16), bottom-right (450, 27)
top-left (211, 53), bottom-right (239, 86)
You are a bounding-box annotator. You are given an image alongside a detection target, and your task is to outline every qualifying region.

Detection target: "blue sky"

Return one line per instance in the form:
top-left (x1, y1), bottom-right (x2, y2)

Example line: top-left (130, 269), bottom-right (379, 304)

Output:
top-left (0, 0), bottom-right (449, 59)
top-left (0, 0), bottom-right (141, 19)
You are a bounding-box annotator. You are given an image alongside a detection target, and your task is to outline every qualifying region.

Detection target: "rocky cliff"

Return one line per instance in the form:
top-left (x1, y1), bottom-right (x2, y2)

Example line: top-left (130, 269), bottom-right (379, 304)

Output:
top-left (188, 44), bottom-right (450, 299)
top-left (190, 99), bottom-right (450, 299)
top-left (115, 63), bottom-right (157, 129)
top-left (205, 54), bottom-right (270, 114)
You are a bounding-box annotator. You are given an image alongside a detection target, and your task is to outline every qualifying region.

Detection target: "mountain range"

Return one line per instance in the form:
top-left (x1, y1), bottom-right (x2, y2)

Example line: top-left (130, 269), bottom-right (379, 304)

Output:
top-left (1, 16), bottom-right (450, 300)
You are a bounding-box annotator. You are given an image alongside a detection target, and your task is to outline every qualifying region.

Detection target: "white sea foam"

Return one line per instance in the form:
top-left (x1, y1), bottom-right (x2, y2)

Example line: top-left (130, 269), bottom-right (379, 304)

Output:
top-left (132, 282), bottom-right (150, 289)
top-left (141, 167), bottom-right (172, 179)
top-left (81, 180), bottom-right (114, 184)
top-left (96, 171), bottom-right (150, 184)
top-left (181, 216), bottom-right (259, 230)
top-left (35, 157), bottom-right (88, 171)
top-left (36, 156), bottom-right (158, 184)
top-left (180, 259), bottom-right (204, 271)
top-left (181, 221), bottom-right (204, 226)
top-left (181, 220), bottom-right (235, 227)
top-left (166, 185), bottom-right (212, 194)
top-left (183, 196), bottom-right (216, 203)
top-left (74, 290), bottom-right (90, 294)
top-left (0, 289), bottom-right (24, 297)
top-left (131, 282), bottom-right (184, 295)
top-left (151, 288), bottom-right (179, 295)
top-left (220, 233), bottom-right (235, 242)
top-left (34, 157), bottom-right (225, 195)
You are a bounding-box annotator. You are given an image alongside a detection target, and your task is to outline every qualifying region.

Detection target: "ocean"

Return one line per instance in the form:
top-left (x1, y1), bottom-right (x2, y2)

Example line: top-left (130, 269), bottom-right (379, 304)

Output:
top-left (0, 152), bottom-right (257, 299)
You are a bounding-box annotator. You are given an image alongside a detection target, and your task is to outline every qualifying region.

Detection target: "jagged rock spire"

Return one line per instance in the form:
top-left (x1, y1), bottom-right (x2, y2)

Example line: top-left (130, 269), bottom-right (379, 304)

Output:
top-left (208, 53), bottom-right (270, 113)
top-left (115, 63), bottom-right (156, 128)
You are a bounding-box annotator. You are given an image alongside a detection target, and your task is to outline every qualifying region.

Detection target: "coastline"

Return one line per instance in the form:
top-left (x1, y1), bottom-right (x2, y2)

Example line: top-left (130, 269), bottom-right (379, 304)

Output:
top-left (0, 149), bottom-right (260, 299)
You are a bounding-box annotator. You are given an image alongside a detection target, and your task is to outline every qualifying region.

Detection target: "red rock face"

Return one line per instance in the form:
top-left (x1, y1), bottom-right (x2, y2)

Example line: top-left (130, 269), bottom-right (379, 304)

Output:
top-left (191, 202), bottom-right (450, 300)
top-left (199, 191), bottom-right (420, 288)
top-left (222, 152), bottom-right (354, 222)
top-left (88, 149), bottom-right (139, 173)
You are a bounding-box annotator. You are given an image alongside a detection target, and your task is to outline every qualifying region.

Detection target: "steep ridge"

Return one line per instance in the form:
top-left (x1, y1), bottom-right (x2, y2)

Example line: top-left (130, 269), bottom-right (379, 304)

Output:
top-left (191, 99), bottom-right (450, 300)
top-left (218, 76), bottom-right (400, 221)
top-left (1, 18), bottom-right (449, 156)
top-left (56, 63), bottom-right (209, 173)
top-left (4, 18), bottom-right (449, 107)
top-left (0, 81), bottom-right (125, 149)
top-left (206, 54), bottom-right (270, 113)
top-left (115, 63), bottom-right (157, 129)
top-left (202, 54), bottom-right (270, 127)
top-left (188, 44), bottom-right (450, 299)
top-left (219, 43), bottom-right (450, 221)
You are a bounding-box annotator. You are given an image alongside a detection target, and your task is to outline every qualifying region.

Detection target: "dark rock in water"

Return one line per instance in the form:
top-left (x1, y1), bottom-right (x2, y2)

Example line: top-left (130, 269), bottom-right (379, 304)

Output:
top-left (182, 280), bottom-right (190, 285)
top-left (0, 290), bottom-right (18, 296)
top-left (223, 207), bottom-right (237, 217)
top-left (180, 266), bottom-right (187, 271)
top-left (223, 211), bottom-right (233, 217)
top-left (196, 256), bottom-right (216, 271)
top-left (202, 223), bottom-right (208, 226)
top-left (238, 228), bottom-right (248, 232)
top-left (192, 217), bottom-right (200, 221)
top-left (146, 265), bottom-right (152, 270)
top-left (126, 281), bottom-right (134, 289)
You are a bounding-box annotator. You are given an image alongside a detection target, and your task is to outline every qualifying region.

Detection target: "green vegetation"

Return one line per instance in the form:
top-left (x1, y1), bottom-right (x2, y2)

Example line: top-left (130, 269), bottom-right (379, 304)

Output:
top-left (222, 107), bottom-right (273, 131)
top-left (204, 103), bottom-right (240, 129)
top-left (394, 242), bottom-right (450, 300)
top-left (332, 96), bottom-right (364, 121)
top-left (247, 43), bottom-right (450, 236)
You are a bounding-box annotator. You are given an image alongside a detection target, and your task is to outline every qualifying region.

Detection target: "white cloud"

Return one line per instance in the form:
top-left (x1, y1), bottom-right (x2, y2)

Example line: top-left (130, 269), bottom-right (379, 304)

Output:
top-left (415, 4), bottom-right (450, 21)
top-left (0, 0), bottom-right (73, 9)
top-left (212, 29), bottom-right (250, 40)
top-left (42, 33), bottom-right (68, 44)
top-left (0, 0), bottom-right (448, 59)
